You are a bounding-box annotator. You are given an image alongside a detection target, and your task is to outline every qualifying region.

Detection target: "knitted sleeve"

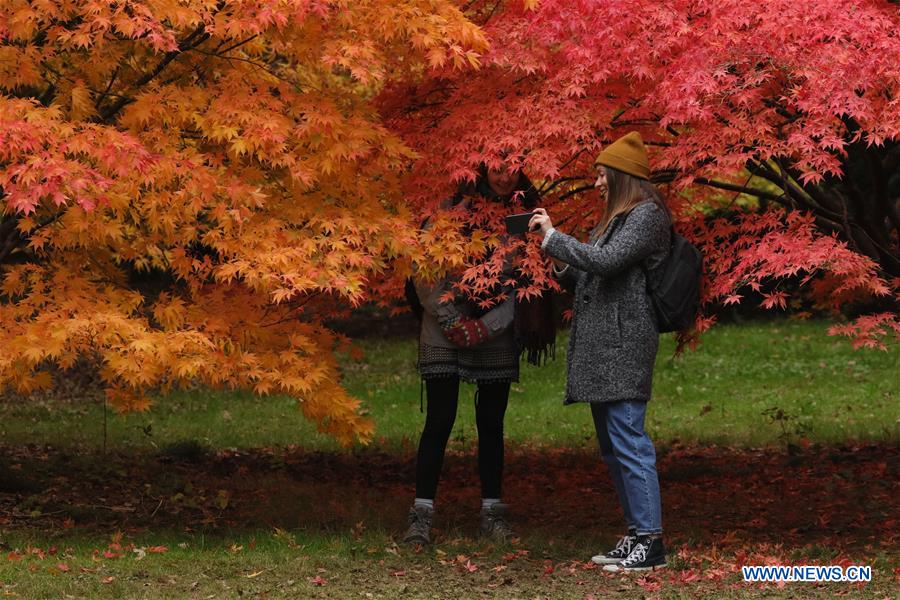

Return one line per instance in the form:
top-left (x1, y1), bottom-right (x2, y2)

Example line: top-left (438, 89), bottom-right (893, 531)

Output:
top-left (542, 202), bottom-right (669, 279)
top-left (550, 262), bottom-right (581, 293)
top-left (479, 292), bottom-right (515, 337)
top-left (413, 273), bottom-right (464, 327)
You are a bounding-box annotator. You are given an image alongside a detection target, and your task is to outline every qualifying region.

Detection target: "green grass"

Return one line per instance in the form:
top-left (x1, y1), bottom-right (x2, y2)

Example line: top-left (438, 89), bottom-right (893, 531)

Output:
top-left (0, 319), bottom-right (896, 452)
top-left (1, 319), bottom-right (897, 598)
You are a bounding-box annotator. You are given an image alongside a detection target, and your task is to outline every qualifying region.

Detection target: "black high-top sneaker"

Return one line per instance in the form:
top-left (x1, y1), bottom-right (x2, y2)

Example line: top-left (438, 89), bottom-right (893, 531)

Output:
top-left (603, 535), bottom-right (666, 572)
top-left (591, 531), bottom-right (637, 565)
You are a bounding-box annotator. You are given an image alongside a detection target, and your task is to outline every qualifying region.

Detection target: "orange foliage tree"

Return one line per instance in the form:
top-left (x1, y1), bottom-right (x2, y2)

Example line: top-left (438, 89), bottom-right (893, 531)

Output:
top-left (0, 0), bottom-right (486, 445)
top-left (4, 0), bottom-right (898, 446)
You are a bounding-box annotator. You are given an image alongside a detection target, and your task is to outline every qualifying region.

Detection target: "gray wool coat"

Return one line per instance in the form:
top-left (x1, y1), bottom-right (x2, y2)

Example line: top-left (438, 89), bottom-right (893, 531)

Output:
top-left (542, 200), bottom-right (670, 404)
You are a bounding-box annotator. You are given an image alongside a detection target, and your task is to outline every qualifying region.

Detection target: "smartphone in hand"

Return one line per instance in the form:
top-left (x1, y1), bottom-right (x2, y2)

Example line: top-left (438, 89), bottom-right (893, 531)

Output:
top-left (505, 212), bottom-right (536, 235)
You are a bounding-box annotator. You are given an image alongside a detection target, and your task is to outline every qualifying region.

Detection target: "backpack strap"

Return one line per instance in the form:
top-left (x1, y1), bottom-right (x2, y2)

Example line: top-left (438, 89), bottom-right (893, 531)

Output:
top-left (639, 223), bottom-right (674, 294)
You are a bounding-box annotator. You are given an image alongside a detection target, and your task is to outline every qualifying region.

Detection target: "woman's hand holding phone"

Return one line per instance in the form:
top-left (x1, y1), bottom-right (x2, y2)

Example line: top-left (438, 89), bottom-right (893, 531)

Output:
top-left (529, 209), bottom-right (567, 269)
top-left (528, 208), bottom-right (553, 236)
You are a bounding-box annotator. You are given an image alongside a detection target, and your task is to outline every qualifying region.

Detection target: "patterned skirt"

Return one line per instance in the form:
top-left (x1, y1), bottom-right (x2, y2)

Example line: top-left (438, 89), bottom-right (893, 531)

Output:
top-left (417, 342), bottom-right (520, 384)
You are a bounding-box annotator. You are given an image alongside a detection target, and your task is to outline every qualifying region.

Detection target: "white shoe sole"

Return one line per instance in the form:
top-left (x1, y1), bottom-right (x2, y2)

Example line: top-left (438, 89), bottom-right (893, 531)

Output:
top-left (602, 562), bottom-right (667, 572)
top-left (590, 555), bottom-right (623, 565)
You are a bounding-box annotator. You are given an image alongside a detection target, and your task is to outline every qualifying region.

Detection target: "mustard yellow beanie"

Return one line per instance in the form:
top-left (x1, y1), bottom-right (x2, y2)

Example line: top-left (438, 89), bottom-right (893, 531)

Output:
top-left (594, 132), bottom-right (650, 180)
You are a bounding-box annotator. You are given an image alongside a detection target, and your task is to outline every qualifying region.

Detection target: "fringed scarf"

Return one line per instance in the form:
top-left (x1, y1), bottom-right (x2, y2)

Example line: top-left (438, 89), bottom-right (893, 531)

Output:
top-left (514, 292), bottom-right (557, 366)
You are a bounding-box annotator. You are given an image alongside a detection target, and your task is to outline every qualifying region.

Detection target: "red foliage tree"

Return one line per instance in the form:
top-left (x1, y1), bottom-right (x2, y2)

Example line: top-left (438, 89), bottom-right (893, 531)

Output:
top-left (381, 0), bottom-right (900, 348)
top-left (2, 0), bottom-right (898, 446)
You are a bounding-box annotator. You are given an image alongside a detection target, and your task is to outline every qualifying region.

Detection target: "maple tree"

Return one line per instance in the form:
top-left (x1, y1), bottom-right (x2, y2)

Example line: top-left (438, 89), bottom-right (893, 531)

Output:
top-left (3, 0), bottom-right (899, 446)
top-left (380, 0), bottom-right (900, 348)
top-left (0, 0), bottom-right (486, 444)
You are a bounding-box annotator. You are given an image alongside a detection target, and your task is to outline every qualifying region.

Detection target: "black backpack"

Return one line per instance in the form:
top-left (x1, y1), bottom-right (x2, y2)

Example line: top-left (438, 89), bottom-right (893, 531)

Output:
top-left (643, 227), bottom-right (703, 333)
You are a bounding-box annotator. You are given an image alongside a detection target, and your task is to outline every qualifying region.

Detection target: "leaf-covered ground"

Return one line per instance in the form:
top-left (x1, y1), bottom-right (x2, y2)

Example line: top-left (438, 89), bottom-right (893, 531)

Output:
top-left (1, 442), bottom-right (896, 598)
top-left (1, 321), bottom-right (896, 596)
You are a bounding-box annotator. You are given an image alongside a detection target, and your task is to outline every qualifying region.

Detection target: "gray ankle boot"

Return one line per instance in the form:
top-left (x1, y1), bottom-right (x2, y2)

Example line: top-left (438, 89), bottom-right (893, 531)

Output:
top-left (480, 503), bottom-right (513, 541)
top-left (402, 504), bottom-right (433, 545)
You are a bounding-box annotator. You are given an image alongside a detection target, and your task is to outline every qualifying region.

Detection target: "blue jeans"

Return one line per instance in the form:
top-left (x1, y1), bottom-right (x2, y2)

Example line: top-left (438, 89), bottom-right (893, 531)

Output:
top-left (591, 400), bottom-right (662, 536)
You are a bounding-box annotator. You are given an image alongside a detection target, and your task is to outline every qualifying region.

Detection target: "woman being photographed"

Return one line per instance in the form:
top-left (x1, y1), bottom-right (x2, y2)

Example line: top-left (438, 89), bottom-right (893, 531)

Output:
top-left (529, 132), bottom-right (671, 571)
top-left (402, 157), bottom-right (554, 546)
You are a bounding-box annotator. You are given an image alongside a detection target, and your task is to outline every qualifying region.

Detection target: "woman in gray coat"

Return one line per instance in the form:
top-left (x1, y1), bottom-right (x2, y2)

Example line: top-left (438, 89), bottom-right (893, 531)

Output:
top-left (529, 132), bottom-right (671, 572)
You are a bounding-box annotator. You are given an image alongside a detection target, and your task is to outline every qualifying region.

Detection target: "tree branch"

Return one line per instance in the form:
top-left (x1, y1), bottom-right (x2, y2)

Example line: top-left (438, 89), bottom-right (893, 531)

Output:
top-left (556, 185), bottom-right (595, 203)
top-left (0, 228), bottom-right (23, 265)
top-left (691, 177), bottom-right (783, 201)
top-left (217, 35), bottom-right (259, 56)
top-left (94, 66), bottom-right (120, 112)
top-left (188, 48), bottom-right (292, 84)
top-left (537, 150), bottom-right (587, 195)
top-left (748, 159), bottom-right (843, 222)
top-left (99, 25), bottom-right (211, 123)
top-left (539, 175), bottom-right (591, 196)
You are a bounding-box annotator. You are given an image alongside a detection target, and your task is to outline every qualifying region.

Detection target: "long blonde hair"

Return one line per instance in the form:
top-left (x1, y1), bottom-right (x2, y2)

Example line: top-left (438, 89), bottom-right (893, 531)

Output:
top-left (590, 166), bottom-right (670, 242)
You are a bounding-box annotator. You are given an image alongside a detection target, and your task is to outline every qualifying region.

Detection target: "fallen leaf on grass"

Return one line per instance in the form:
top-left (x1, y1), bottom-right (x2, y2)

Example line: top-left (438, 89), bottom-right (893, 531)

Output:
top-left (391, 570), bottom-right (406, 577)
top-left (246, 570), bottom-right (266, 578)
top-left (56, 563), bottom-right (69, 573)
top-left (147, 546), bottom-right (168, 554)
top-left (464, 560), bottom-right (478, 573)
top-left (671, 569), bottom-right (700, 584)
top-left (310, 575), bottom-right (327, 586)
top-left (101, 576), bottom-right (115, 584)
top-left (636, 575), bottom-right (662, 591)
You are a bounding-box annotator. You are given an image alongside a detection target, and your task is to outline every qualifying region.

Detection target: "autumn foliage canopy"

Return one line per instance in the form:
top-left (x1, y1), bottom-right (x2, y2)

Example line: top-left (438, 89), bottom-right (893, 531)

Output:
top-left (1, 0), bottom-right (898, 444)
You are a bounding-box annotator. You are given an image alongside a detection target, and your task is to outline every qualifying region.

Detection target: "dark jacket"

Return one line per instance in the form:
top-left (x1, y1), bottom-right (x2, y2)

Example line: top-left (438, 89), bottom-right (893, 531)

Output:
top-left (542, 200), bottom-right (670, 403)
top-left (414, 175), bottom-right (539, 351)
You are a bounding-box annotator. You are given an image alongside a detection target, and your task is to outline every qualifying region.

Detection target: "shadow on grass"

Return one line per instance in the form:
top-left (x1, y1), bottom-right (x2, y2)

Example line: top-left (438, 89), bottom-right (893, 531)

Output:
top-left (1, 442), bottom-right (896, 557)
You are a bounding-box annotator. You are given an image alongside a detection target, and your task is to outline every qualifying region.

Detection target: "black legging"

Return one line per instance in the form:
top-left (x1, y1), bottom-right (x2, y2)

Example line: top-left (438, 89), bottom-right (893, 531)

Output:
top-left (415, 377), bottom-right (510, 500)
